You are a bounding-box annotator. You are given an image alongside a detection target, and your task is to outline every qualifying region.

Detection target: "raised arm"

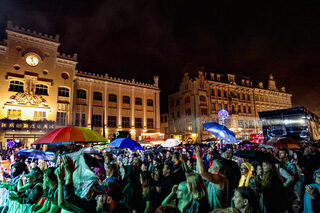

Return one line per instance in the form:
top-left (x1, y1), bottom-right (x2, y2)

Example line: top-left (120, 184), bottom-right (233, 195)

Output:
top-left (195, 148), bottom-right (223, 185)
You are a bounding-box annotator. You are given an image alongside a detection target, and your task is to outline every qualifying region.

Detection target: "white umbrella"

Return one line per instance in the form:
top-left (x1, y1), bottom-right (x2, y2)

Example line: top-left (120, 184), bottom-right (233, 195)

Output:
top-left (162, 139), bottom-right (180, 148)
top-left (81, 147), bottom-right (100, 154)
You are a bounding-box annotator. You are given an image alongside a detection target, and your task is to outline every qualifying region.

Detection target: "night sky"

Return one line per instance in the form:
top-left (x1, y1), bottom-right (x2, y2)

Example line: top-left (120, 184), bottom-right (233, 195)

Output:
top-left (1, 0), bottom-right (320, 114)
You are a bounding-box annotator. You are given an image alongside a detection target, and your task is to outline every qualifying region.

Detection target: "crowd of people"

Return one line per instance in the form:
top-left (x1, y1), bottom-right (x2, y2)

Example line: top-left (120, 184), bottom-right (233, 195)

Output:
top-left (0, 141), bottom-right (320, 213)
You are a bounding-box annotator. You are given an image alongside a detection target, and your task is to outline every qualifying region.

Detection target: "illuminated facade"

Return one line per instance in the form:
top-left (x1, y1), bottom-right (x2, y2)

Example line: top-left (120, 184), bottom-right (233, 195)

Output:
top-left (0, 21), bottom-right (160, 148)
top-left (168, 71), bottom-right (292, 142)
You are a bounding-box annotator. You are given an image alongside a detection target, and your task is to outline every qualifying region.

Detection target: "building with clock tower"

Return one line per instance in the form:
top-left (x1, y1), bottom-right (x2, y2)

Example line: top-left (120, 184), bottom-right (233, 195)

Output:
top-left (0, 21), bottom-right (160, 148)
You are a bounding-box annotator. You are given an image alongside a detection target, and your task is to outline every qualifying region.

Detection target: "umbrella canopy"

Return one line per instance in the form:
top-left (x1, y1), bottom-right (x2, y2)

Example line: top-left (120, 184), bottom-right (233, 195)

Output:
top-left (32, 127), bottom-right (108, 145)
top-left (258, 144), bottom-right (274, 149)
top-left (81, 147), bottom-right (100, 154)
top-left (162, 139), bottom-right (180, 148)
top-left (203, 122), bottom-right (237, 143)
top-left (108, 138), bottom-right (144, 150)
top-left (238, 141), bottom-right (255, 146)
top-left (234, 150), bottom-right (279, 164)
top-left (18, 149), bottom-right (50, 160)
top-left (266, 137), bottom-right (301, 149)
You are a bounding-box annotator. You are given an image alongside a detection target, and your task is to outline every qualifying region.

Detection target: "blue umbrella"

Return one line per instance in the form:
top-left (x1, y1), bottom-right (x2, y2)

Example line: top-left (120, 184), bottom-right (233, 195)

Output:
top-left (18, 149), bottom-right (50, 160)
top-left (108, 138), bottom-right (144, 150)
top-left (203, 122), bottom-right (237, 143)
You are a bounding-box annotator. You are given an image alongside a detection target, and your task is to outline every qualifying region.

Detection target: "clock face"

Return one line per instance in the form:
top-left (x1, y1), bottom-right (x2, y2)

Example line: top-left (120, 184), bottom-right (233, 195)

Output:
top-left (25, 53), bottom-right (40, 66)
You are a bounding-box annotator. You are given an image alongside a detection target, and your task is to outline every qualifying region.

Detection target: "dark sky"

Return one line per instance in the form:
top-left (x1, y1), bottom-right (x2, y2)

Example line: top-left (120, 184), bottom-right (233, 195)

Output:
top-left (1, 0), bottom-right (320, 114)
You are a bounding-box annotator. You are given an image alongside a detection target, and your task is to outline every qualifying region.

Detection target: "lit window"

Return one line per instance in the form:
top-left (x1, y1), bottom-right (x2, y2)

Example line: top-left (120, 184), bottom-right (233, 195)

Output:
top-left (56, 112), bottom-right (67, 125)
top-left (109, 94), bottom-right (117, 102)
top-left (75, 113), bottom-right (86, 127)
top-left (135, 98), bottom-right (142, 105)
top-left (58, 87), bottom-right (69, 97)
top-left (93, 92), bottom-right (102, 101)
top-left (123, 96), bottom-right (130, 104)
top-left (7, 109), bottom-right (21, 119)
top-left (108, 116), bottom-right (117, 127)
top-left (147, 118), bottom-right (154, 128)
top-left (92, 114), bottom-right (102, 127)
top-left (122, 117), bottom-right (130, 128)
top-left (34, 111), bottom-right (46, 121)
top-left (135, 118), bottom-right (142, 128)
top-left (77, 90), bottom-right (87, 99)
top-left (36, 84), bottom-right (48, 95)
top-left (147, 99), bottom-right (153, 106)
top-left (9, 81), bottom-right (24, 92)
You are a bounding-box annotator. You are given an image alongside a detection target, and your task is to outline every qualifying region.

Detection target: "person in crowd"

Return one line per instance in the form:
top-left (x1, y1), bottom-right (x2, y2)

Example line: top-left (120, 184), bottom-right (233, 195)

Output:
top-left (119, 163), bottom-right (142, 212)
top-left (279, 148), bottom-right (297, 177)
top-left (162, 182), bottom-right (192, 212)
top-left (304, 143), bottom-right (320, 184)
top-left (152, 165), bottom-right (163, 186)
top-left (56, 156), bottom-right (98, 213)
top-left (9, 169), bottom-right (43, 206)
top-left (34, 167), bottom-right (60, 213)
top-left (103, 163), bottom-right (119, 188)
top-left (96, 184), bottom-right (131, 213)
top-left (212, 187), bottom-right (258, 213)
top-left (185, 173), bottom-right (210, 213)
top-left (166, 151), bottom-right (173, 162)
top-left (292, 151), bottom-right (306, 204)
top-left (196, 147), bottom-right (229, 210)
top-left (303, 168), bottom-right (320, 213)
top-left (222, 150), bottom-right (241, 204)
top-left (238, 163), bottom-right (254, 188)
top-left (140, 171), bottom-right (155, 213)
top-left (141, 161), bottom-right (149, 172)
top-left (256, 160), bottom-right (288, 213)
top-left (155, 161), bottom-right (176, 209)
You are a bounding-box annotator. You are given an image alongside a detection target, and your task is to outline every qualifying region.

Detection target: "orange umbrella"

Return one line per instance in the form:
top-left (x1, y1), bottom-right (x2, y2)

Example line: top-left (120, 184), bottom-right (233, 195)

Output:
top-left (266, 137), bottom-right (301, 149)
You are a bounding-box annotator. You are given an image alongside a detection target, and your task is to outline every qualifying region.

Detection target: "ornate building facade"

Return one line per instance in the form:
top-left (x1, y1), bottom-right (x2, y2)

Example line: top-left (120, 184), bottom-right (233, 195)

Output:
top-left (0, 21), bottom-right (160, 148)
top-left (168, 71), bottom-right (292, 142)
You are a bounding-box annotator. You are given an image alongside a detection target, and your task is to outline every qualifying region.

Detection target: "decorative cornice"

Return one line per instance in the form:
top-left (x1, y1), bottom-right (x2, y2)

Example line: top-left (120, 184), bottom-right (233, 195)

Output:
top-left (7, 21), bottom-right (59, 43)
top-left (75, 71), bottom-right (160, 90)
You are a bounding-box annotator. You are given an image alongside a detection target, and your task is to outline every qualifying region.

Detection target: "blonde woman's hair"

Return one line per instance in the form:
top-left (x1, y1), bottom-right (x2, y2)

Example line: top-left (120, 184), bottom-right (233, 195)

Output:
top-left (186, 173), bottom-right (208, 201)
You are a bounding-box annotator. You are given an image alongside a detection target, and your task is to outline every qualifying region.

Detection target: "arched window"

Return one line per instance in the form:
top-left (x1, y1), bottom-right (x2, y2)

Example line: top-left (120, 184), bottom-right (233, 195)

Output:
top-left (109, 94), bottom-right (117, 102)
top-left (135, 97), bottom-right (142, 105)
top-left (9, 80), bottom-right (24, 92)
top-left (36, 84), bottom-right (48, 95)
top-left (93, 92), bottom-right (102, 100)
top-left (200, 95), bottom-right (206, 102)
top-left (147, 99), bottom-right (153, 106)
top-left (58, 87), bottom-right (70, 97)
top-left (123, 96), bottom-right (130, 104)
top-left (77, 89), bottom-right (87, 99)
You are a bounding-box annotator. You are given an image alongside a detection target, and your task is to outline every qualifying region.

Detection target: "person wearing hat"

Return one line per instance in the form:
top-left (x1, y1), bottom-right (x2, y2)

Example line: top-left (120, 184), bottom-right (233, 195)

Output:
top-left (238, 162), bottom-right (254, 188)
top-left (9, 169), bottom-right (43, 205)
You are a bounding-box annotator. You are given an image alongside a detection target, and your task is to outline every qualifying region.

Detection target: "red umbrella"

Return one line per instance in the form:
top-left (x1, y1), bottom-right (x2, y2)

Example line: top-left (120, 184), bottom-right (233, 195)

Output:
top-left (32, 127), bottom-right (107, 145)
top-left (266, 137), bottom-right (301, 149)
